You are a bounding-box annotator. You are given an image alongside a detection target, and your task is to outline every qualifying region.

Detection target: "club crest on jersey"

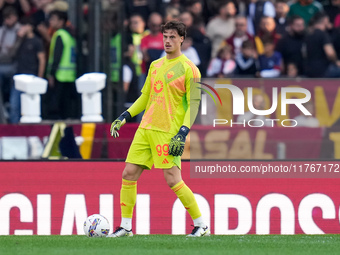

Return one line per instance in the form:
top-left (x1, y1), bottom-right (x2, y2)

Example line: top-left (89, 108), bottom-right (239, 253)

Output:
top-left (167, 71), bottom-right (174, 79)
top-left (153, 80), bottom-right (164, 93)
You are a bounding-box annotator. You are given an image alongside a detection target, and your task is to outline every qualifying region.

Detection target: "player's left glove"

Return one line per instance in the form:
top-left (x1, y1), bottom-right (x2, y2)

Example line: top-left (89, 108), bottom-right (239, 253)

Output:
top-left (110, 111), bottom-right (131, 138)
top-left (169, 125), bottom-right (190, 156)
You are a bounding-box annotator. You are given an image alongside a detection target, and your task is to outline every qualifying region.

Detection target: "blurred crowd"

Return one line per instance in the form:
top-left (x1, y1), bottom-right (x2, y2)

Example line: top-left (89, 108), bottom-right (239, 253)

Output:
top-left (1, 0), bottom-right (340, 123)
top-left (120, 0), bottom-right (340, 80)
top-left (0, 0), bottom-right (77, 124)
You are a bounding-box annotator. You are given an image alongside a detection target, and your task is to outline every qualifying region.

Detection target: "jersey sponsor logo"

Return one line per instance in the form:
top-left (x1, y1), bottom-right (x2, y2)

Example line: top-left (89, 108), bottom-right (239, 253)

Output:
top-left (120, 202), bottom-right (127, 206)
top-left (153, 80), bottom-right (164, 93)
top-left (162, 158), bottom-right (169, 164)
top-left (167, 71), bottom-right (174, 79)
top-left (151, 94), bottom-right (165, 104)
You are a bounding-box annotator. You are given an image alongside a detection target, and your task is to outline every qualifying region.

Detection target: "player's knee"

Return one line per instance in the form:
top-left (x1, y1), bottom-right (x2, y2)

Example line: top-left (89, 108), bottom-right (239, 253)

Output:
top-left (122, 164), bottom-right (140, 181)
top-left (164, 173), bottom-right (177, 187)
top-left (164, 167), bottom-right (182, 187)
top-left (165, 178), bottom-right (178, 188)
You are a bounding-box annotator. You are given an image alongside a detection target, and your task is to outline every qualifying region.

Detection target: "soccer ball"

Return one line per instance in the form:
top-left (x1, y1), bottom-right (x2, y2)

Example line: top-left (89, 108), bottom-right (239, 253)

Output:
top-left (83, 214), bottom-right (110, 237)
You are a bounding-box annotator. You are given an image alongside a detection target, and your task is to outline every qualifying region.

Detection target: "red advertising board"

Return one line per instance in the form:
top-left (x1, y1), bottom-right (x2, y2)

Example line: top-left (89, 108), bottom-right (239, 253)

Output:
top-left (1, 161), bottom-right (340, 235)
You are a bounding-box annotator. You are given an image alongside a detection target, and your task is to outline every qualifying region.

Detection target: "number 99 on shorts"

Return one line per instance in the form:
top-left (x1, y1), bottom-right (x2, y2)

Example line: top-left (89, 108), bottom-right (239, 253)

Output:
top-left (156, 144), bottom-right (169, 156)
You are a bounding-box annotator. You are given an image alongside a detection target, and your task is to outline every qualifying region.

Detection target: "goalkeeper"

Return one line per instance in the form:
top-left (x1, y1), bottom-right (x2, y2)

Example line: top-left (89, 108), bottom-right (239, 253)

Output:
top-left (107, 21), bottom-right (209, 238)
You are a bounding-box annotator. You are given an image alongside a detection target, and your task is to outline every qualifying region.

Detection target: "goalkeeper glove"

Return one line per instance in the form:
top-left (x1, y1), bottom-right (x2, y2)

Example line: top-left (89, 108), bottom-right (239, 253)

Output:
top-left (110, 111), bottom-right (131, 138)
top-left (169, 125), bottom-right (190, 156)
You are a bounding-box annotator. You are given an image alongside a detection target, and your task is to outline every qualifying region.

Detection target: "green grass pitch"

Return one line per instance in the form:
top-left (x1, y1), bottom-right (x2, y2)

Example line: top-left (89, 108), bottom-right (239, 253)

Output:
top-left (0, 235), bottom-right (339, 255)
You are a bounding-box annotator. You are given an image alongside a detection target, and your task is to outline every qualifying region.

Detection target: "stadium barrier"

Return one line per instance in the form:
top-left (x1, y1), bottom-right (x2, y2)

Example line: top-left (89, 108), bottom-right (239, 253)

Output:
top-left (0, 124), bottom-right (339, 159)
top-left (1, 161), bottom-right (340, 235)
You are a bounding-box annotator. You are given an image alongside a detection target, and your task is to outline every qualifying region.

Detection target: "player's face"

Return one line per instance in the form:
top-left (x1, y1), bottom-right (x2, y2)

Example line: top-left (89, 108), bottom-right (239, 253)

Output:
top-left (163, 29), bottom-right (184, 54)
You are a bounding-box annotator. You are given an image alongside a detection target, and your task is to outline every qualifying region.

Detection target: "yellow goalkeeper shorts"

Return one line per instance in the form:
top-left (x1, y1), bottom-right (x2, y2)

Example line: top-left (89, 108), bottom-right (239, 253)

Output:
top-left (126, 128), bottom-right (181, 170)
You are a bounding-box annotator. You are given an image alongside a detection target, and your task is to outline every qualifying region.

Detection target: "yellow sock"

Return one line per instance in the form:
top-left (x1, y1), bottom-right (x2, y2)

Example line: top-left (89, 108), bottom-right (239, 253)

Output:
top-left (171, 180), bottom-right (202, 220)
top-left (120, 179), bottom-right (137, 218)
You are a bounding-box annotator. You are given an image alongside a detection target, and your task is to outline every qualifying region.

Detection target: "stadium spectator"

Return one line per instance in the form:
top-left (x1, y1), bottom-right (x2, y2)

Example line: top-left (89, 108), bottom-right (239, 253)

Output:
top-left (206, 0), bottom-right (236, 57)
top-left (201, 0), bottom-right (223, 24)
top-left (30, 0), bottom-right (53, 43)
top-left (286, 62), bottom-right (299, 77)
top-left (332, 26), bottom-right (340, 58)
top-left (254, 16), bottom-right (281, 55)
top-left (140, 12), bottom-right (163, 77)
top-left (30, 0), bottom-right (52, 25)
top-left (181, 36), bottom-right (201, 66)
top-left (164, 6), bottom-right (180, 22)
top-left (180, 12), bottom-right (211, 76)
top-left (234, 40), bottom-right (258, 76)
top-left (245, 0), bottom-right (276, 36)
top-left (0, 6), bottom-right (22, 117)
top-left (46, 10), bottom-right (78, 119)
top-left (36, 0), bottom-right (71, 73)
top-left (287, 0), bottom-right (323, 26)
top-left (0, 0), bottom-right (31, 25)
top-left (184, 0), bottom-right (203, 24)
top-left (207, 45), bottom-right (236, 77)
top-left (122, 44), bottom-right (139, 121)
top-left (274, 0), bottom-right (289, 36)
top-left (124, 0), bottom-right (156, 22)
top-left (129, 14), bottom-right (147, 89)
top-left (334, 14), bottom-right (340, 28)
top-left (257, 36), bottom-right (282, 77)
top-left (294, 101), bottom-right (319, 127)
top-left (10, 17), bottom-right (45, 124)
top-left (276, 15), bottom-right (305, 75)
top-left (109, 19), bottom-right (134, 84)
top-left (303, 12), bottom-right (340, 77)
top-left (222, 15), bottom-right (253, 55)
top-left (38, 1), bottom-right (71, 49)
top-left (167, 0), bottom-right (182, 10)
top-left (324, 0), bottom-right (340, 25)
top-left (179, 11), bottom-right (193, 29)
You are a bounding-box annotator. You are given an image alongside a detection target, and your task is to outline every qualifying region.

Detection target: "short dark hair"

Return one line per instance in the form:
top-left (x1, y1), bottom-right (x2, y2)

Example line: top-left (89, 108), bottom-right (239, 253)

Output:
top-left (217, 45), bottom-right (232, 58)
top-left (49, 10), bottom-right (68, 24)
top-left (130, 13), bottom-right (145, 22)
top-left (288, 15), bottom-right (304, 26)
top-left (262, 35), bottom-right (274, 45)
top-left (161, 20), bottom-right (187, 40)
top-left (242, 40), bottom-right (255, 49)
top-left (218, 0), bottom-right (232, 10)
top-left (20, 16), bottom-right (35, 26)
top-left (185, 0), bottom-right (202, 8)
top-left (3, 6), bottom-right (18, 19)
top-left (309, 12), bottom-right (328, 26)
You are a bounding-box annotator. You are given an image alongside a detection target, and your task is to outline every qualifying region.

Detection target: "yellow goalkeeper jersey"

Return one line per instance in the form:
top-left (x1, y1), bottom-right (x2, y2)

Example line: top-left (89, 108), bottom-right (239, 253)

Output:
top-left (140, 54), bottom-right (201, 135)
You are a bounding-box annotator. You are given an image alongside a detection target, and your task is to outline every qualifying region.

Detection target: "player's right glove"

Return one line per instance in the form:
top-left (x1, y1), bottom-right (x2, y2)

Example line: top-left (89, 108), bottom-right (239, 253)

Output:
top-left (110, 111), bottom-right (132, 138)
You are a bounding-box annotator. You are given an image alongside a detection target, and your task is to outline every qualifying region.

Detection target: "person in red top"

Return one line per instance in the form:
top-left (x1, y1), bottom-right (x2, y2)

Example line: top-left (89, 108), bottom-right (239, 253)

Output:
top-left (140, 12), bottom-right (164, 78)
top-left (223, 15), bottom-right (253, 56)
